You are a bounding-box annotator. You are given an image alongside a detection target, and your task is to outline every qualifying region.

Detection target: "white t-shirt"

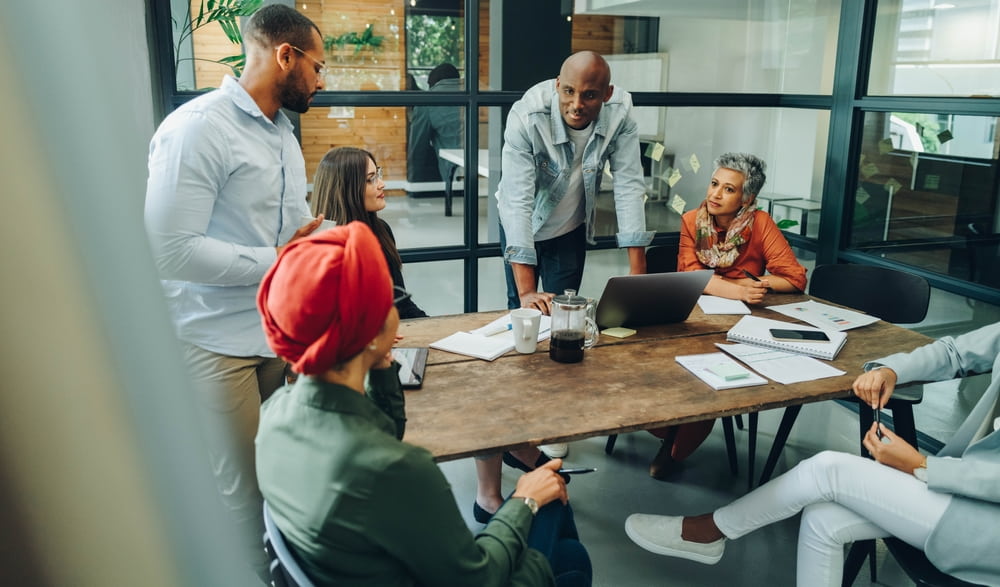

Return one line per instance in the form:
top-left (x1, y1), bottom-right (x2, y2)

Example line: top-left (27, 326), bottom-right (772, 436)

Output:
top-left (534, 123), bottom-right (593, 241)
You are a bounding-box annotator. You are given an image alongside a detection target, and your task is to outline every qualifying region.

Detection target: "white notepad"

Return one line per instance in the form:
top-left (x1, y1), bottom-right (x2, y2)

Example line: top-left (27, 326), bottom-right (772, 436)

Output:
top-left (675, 352), bottom-right (768, 390)
top-left (429, 314), bottom-right (552, 361)
top-left (726, 315), bottom-right (846, 360)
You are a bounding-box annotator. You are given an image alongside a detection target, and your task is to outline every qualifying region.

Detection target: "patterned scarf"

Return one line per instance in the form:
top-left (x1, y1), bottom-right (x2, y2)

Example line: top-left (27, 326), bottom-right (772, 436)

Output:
top-left (694, 199), bottom-right (756, 268)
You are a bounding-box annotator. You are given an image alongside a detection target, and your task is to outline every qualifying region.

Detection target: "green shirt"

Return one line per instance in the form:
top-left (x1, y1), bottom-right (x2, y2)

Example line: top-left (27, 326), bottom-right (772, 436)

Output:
top-left (256, 366), bottom-right (555, 586)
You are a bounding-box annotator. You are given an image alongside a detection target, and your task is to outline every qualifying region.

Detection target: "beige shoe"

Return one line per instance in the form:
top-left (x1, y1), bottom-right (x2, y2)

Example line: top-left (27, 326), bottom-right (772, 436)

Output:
top-left (539, 443), bottom-right (569, 458)
top-left (625, 514), bottom-right (725, 565)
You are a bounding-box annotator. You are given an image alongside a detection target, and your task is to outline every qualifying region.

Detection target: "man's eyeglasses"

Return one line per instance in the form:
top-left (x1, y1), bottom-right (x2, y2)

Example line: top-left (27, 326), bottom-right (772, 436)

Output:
top-left (393, 285), bottom-right (412, 305)
top-left (289, 45), bottom-right (328, 77)
top-left (367, 167), bottom-right (384, 185)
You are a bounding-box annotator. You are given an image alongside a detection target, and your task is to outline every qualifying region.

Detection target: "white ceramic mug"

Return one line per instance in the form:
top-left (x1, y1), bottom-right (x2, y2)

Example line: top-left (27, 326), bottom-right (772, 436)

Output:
top-left (510, 308), bottom-right (542, 354)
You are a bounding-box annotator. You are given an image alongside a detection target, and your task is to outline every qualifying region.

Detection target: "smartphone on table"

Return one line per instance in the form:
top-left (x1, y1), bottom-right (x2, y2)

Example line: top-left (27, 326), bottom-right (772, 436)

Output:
top-left (768, 328), bottom-right (831, 342)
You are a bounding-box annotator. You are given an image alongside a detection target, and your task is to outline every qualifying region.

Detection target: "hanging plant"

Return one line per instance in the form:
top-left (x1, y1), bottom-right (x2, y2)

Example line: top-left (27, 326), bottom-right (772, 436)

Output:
top-left (324, 24), bottom-right (384, 55)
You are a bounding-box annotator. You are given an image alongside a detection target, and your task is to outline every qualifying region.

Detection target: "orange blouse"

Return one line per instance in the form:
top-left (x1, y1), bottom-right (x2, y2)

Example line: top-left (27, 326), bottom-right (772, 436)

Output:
top-left (678, 209), bottom-right (807, 292)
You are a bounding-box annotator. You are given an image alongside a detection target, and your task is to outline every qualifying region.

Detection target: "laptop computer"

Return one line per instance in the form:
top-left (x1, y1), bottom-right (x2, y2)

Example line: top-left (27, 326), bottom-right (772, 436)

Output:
top-left (595, 269), bottom-right (713, 329)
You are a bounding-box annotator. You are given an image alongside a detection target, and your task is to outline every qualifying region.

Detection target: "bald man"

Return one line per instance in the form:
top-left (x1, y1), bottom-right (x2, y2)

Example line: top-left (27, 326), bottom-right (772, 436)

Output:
top-left (496, 51), bottom-right (654, 316)
top-left (144, 5), bottom-right (326, 580)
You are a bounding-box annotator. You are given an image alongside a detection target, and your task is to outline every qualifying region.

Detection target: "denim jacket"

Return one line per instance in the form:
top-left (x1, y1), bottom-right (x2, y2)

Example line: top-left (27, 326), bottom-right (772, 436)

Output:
top-left (496, 79), bottom-right (654, 265)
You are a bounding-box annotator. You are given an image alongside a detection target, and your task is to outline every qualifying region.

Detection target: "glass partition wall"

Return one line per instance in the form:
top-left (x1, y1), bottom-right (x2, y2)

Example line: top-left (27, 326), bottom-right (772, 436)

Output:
top-left (155, 0), bottom-right (1000, 314)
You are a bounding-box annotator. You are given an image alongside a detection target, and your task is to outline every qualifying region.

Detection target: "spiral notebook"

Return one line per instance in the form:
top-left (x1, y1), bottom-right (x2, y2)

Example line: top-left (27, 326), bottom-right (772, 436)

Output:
top-left (725, 315), bottom-right (846, 360)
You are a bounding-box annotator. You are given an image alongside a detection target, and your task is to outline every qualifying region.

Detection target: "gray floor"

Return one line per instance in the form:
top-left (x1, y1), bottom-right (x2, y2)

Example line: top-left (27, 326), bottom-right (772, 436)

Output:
top-left (383, 190), bottom-right (998, 586)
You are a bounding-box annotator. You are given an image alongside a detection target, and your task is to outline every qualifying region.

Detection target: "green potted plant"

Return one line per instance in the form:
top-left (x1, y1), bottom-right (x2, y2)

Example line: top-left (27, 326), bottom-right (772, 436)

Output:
top-left (174, 0), bottom-right (262, 89)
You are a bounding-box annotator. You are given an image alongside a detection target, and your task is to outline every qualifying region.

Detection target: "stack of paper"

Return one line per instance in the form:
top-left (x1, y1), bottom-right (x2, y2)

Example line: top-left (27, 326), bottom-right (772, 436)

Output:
top-left (715, 343), bottom-right (845, 384)
top-left (430, 314), bottom-right (552, 361)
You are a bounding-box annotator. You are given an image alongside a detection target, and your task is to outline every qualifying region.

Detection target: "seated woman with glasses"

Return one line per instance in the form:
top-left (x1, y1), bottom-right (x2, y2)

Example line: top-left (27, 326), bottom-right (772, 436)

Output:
top-left (311, 146), bottom-right (428, 319)
top-left (255, 222), bottom-right (592, 586)
top-left (647, 152), bottom-right (808, 480)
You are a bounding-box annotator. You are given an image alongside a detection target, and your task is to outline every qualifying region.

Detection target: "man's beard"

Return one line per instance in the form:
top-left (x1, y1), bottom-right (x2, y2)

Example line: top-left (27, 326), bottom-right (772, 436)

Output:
top-left (279, 69), bottom-right (312, 114)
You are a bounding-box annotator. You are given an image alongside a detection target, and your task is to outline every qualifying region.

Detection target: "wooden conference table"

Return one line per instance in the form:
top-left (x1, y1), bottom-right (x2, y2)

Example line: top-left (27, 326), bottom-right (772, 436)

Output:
top-left (397, 293), bottom-right (932, 482)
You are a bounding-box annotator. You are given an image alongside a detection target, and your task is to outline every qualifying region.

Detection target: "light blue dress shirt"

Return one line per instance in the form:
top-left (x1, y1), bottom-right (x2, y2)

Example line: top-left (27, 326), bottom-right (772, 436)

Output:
top-left (495, 79), bottom-right (654, 266)
top-left (144, 76), bottom-right (310, 357)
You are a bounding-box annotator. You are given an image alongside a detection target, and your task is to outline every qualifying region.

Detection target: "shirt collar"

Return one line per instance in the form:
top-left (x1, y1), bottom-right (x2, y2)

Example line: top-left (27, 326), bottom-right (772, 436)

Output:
top-left (221, 75), bottom-right (293, 132)
top-left (290, 375), bottom-right (396, 435)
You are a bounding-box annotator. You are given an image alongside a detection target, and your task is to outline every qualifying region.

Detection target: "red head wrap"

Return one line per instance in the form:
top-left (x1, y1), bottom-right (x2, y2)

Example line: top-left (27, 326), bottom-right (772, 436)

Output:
top-left (257, 221), bottom-right (393, 375)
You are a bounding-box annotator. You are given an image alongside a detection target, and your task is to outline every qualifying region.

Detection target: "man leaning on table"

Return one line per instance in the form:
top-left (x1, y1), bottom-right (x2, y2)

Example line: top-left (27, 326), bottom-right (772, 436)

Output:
top-left (494, 50), bottom-right (653, 459)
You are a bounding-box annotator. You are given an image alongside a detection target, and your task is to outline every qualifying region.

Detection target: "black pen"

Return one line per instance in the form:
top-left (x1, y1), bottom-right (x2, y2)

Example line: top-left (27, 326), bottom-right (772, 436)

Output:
top-left (557, 467), bottom-right (597, 475)
top-left (742, 269), bottom-right (761, 282)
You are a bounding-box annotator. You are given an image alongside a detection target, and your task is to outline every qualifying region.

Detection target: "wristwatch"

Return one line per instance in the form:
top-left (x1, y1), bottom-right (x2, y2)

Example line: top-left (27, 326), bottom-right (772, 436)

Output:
top-left (913, 457), bottom-right (928, 483)
top-left (520, 497), bottom-right (539, 515)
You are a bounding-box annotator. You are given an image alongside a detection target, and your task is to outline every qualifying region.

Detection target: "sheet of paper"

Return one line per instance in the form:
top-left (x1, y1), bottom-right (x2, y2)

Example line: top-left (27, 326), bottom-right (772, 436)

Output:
top-left (468, 313), bottom-right (551, 341)
top-left (697, 295), bottom-right (750, 315)
top-left (667, 168), bottom-right (683, 188)
top-left (715, 343), bottom-right (845, 385)
top-left (767, 299), bottom-right (879, 331)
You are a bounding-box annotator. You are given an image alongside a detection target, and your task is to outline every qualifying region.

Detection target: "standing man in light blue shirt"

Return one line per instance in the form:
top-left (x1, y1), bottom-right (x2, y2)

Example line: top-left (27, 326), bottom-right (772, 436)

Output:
top-left (496, 50), bottom-right (654, 315)
top-left (143, 5), bottom-right (325, 581)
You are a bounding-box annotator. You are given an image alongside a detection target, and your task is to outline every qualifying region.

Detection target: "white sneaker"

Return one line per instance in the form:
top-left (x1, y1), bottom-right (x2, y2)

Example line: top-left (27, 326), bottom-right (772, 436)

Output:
top-left (625, 514), bottom-right (725, 565)
top-left (539, 443), bottom-right (569, 458)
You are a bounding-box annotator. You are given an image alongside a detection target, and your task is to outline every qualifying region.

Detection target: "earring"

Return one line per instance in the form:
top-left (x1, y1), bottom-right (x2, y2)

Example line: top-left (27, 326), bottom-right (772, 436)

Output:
top-left (368, 343), bottom-right (378, 351)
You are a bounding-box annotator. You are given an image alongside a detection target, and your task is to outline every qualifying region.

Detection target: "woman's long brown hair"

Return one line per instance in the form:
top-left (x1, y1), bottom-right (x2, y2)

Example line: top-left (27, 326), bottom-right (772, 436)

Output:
top-left (311, 147), bottom-right (401, 268)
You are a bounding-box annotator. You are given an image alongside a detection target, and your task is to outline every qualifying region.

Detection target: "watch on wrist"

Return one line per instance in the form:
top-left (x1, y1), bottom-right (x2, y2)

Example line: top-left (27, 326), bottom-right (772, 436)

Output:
top-left (913, 457), bottom-right (928, 483)
top-left (521, 497), bottom-right (539, 515)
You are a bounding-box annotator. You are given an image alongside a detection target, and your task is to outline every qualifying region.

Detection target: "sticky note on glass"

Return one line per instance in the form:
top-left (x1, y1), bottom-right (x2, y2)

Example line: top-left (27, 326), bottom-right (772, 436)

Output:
top-left (860, 162), bottom-right (879, 179)
top-left (878, 138), bottom-right (894, 155)
top-left (601, 327), bottom-right (636, 338)
top-left (885, 177), bottom-right (902, 193)
top-left (707, 363), bottom-right (750, 381)
top-left (689, 153), bottom-right (701, 173)
top-left (668, 168), bottom-right (683, 188)
top-left (670, 194), bottom-right (686, 214)
top-left (651, 142), bottom-right (665, 162)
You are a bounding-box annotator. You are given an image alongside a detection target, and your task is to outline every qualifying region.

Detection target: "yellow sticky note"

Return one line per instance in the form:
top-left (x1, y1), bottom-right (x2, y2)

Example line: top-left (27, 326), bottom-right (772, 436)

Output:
top-left (885, 177), bottom-right (902, 193)
top-left (878, 138), bottom-right (894, 155)
top-left (601, 327), bottom-right (636, 338)
top-left (651, 142), bottom-right (665, 162)
top-left (670, 194), bottom-right (686, 214)
top-left (668, 168), bottom-right (683, 188)
top-left (689, 153), bottom-right (701, 173)
top-left (860, 162), bottom-right (880, 179)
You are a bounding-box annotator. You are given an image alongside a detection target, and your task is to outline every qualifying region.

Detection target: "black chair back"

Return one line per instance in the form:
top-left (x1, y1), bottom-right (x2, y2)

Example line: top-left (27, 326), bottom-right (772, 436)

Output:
top-left (646, 243), bottom-right (679, 274)
top-left (809, 264), bottom-right (930, 324)
top-left (263, 501), bottom-right (315, 587)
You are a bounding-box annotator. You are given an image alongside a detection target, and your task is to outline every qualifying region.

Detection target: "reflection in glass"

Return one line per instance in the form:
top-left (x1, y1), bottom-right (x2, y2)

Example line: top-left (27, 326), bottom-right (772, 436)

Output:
top-left (610, 107), bottom-right (830, 239)
top-left (850, 111), bottom-right (1000, 291)
top-left (870, 0), bottom-right (1000, 96)
top-left (302, 106), bottom-right (467, 248)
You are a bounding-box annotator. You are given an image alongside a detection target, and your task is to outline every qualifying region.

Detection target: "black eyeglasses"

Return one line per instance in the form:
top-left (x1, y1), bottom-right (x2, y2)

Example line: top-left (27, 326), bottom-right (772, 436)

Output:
top-left (393, 286), bottom-right (412, 305)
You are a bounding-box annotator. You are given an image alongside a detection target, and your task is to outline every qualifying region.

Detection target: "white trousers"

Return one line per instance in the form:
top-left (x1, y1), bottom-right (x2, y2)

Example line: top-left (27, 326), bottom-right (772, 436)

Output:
top-left (713, 450), bottom-right (952, 587)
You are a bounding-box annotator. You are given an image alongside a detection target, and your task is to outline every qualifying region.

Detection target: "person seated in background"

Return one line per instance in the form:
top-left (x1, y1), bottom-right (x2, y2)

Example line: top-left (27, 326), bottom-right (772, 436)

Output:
top-left (407, 63), bottom-right (463, 188)
top-left (625, 322), bottom-right (1000, 586)
top-left (647, 152), bottom-right (808, 480)
top-left (311, 146), bottom-right (428, 319)
top-left (255, 222), bottom-right (593, 586)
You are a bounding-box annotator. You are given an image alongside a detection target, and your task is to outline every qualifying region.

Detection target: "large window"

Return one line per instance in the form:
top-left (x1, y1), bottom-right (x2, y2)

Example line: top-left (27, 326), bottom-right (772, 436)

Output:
top-left (155, 0), bottom-right (1000, 312)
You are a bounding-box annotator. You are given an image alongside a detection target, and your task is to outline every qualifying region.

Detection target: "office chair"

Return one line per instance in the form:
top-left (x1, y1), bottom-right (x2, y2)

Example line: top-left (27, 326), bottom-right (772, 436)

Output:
top-left (842, 537), bottom-right (984, 587)
top-left (605, 243), bottom-right (749, 481)
top-left (263, 501), bottom-right (315, 587)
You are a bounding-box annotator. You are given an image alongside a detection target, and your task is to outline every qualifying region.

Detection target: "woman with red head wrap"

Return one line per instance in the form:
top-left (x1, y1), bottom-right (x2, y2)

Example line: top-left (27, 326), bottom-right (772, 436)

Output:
top-left (255, 222), bottom-right (591, 586)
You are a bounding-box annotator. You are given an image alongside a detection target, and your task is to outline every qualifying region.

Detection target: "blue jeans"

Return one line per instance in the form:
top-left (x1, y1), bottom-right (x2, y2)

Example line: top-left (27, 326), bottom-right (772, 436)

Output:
top-left (527, 501), bottom-right (592, 587)
top-left (500, 223), bottom-right (587, 310)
